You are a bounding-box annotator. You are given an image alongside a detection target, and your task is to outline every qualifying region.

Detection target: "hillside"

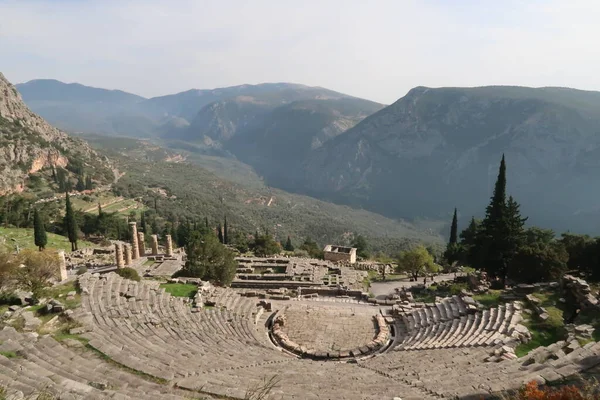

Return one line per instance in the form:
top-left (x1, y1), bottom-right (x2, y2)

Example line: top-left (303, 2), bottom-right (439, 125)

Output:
top-left (227, 97), bottom-right (383, 188)
top-left (17, 80), bottom-right (383, 142)
top-left (85, 135), bottom-right (442, 254)
top-left (0, 73), bottom-right (113, 196)
top-left (300, 86), bottom-right (600, 234)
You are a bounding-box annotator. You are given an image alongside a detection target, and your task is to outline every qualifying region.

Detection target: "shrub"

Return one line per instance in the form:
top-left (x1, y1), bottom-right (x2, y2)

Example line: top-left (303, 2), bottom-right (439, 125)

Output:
top-left (115, 267), bottom-right (141, 282)
top-left (0, 291), bottom-right (20, 306)
top-left (76, 266), bottom-right (88, 275)
top-left (509, 380), bottom-right (600, 400)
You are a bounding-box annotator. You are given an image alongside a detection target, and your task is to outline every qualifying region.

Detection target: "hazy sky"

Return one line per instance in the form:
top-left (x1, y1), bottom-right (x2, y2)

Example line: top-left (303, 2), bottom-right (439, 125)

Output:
top-left (1, 0), bottom-right (598, 103)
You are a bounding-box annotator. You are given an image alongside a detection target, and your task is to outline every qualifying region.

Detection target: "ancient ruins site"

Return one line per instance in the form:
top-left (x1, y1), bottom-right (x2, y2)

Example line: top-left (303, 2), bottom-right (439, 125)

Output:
top-left (1, 225), bottom-right (600, 400)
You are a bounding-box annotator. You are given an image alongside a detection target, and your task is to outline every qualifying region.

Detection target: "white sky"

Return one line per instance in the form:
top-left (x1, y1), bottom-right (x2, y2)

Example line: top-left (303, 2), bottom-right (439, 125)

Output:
top-left (0, 0), bottom-right (598, 103)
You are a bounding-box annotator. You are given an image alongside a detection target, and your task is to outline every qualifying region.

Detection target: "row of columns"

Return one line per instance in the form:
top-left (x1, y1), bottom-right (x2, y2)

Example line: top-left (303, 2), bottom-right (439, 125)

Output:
top-left (114, 222), bottom-right (173, 268)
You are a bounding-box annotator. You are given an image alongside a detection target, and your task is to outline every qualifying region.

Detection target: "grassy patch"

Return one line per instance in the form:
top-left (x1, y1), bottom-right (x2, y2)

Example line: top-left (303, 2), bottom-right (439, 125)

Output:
top-left (473, 290), bottom-right (503, 309)
top-left (160, 283), bottom-right (197, 298)
top-left (0, 351), bottom-right (18, 358)
top-left (515, 291), bottom-right (566, 357)
top-left (143, 259), bottom-right (155, 266)
top-left (0, 227), bottom-right (93, 253)
top-left (53, 332), bottom-right (90, 344)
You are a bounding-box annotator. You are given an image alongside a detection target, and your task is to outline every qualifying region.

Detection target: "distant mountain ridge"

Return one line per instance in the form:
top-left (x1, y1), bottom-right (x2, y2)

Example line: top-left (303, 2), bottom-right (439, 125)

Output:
top-left (16, 79), bottom-right (381, 139)
top-left (300, 85), bottom-right (600, 234)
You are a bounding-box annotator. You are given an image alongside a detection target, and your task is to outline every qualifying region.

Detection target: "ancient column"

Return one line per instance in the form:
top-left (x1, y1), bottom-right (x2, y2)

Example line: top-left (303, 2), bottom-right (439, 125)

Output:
top-left (124, 244), bottom-right (132, 266)
top-left (165, 234), bottom-right (173, 257)
top-left (58, 250), bottom-right (68, 281)
top-left (151, 235), bottom-right (159, 255)
top-left (115, 243), bottom-right (124, 269)
top-left (130, 222), bottom-right (140, 260)
top-left (137, 232), bottom-right (146, 256)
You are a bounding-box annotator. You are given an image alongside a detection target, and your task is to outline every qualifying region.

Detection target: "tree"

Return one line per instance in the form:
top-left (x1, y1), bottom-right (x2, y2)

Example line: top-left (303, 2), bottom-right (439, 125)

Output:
top-left (75, 176), bottom-right (85, 192)
top-left (284, 236), bottom-right (294, 252)
top-left (449, 208), bottom-right (458, 245)
top-left (230, 230), bottom-right (249, 253)
top-left (396, 245), bottom-right (438, 281)
top-left (217, 223), bottom-right (224, 244)
top-left (459, 217), bottom-right (481, 265)
top-left (85, 175), bottom-right (93, 190)
top-left (64, 193), bottom-right (78, 251)
top-left (15, 249), bottom-right (60, 298)
top-left (299, 237), bottom-right (323, 259)
top-left (509, 227), bottom-right (568, 283)
top-left (252, 233), bottom-right (280, 257)
top-left (475, 155), bottom-right (527, 285)
top-left (223, 216), bottom-right (229, 245)
top-left (351, 235), bottom-right (369, 259)
top-left (33, 209), bottom-right (47, 251)
top-left (140, 212), bottom-right (148, 234)
top-left (181, 230), bottom-right (237, 285)
top-left (444, 208), bottom-right (461, 264)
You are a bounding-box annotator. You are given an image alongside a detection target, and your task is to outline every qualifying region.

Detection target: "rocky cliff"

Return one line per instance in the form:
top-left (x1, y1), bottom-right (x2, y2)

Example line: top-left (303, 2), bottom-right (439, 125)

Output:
top-left (0, 73), bottom-right (111, 194)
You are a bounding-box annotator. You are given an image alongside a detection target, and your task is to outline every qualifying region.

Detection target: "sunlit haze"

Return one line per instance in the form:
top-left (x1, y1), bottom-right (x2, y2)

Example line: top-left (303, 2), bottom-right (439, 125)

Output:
top-left (1, 0), bottom-right (598, 103)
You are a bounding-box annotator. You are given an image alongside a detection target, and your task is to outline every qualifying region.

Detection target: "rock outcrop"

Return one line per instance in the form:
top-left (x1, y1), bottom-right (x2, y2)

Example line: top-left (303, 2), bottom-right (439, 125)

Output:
top-left (0, 72), bottom-right (111, 194)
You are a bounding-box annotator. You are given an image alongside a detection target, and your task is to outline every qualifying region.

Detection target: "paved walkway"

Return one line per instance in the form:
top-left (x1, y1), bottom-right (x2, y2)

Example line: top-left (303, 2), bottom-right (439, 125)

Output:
top-left (370, 273), bottom-right (460, 299)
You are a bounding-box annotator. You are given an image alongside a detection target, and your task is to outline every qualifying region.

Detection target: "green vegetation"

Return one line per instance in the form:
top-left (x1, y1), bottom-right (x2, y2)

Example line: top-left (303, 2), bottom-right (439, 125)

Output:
top-left (0, 351), bottom-right (18, 358)
top-left (85, 136), bottom-right (443, 257)
top-left (178, 229), bottom-right (237, 286)
top-left (448, 156), bottom-right (569, 287)
top-left (64, 193), bottom-right (78, 251)
top-left (515, 291), bottom-right (566, 357)
top-left (115, 267), bottom-right (141, 282)
top-left (0, 227), bottom-right (92, 253)
top-left (473, 290), bottom-right (503, 308)
top-left (160, 283), bottom-right (197, 298)
top-left (33, 208), bottom-right (47, 251)
top-left (396, 245), bottom-right (437, 280)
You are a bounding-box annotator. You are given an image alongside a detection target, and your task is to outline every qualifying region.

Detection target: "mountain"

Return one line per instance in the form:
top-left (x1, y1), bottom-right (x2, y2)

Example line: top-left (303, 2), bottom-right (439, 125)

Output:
top-left (17, 80), bottom-right (383, 142)
top-left (0, 73), bottom-right (113, 195)
top-left (227, 97), bottom-right (383, 188)
top-left (300, 85), bottom-right (600, 234)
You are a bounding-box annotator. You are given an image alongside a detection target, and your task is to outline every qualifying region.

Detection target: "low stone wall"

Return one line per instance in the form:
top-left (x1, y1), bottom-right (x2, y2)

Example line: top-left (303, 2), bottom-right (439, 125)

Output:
top-left (299, 287), bottom-right (366, 300)
top-left (562, 275), bottom-right (599, 309)
top-left (271, 313), bottom-right (390, 359)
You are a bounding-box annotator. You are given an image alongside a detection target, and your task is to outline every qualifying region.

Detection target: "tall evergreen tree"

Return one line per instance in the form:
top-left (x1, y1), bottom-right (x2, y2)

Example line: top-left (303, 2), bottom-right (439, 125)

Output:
top-left (205, 216), bottom-right (209, 228)
top-left (75, 176), bottom-right (85, 192)
top-left (140, 212), bottom-right (148, 234)
top-left (64, 193), bottom-right (78, 251)
top-left (85, 176), bottom-right (93, 190)
top-left (284, 236), bottom-right (294, 251)
top-left (476, 155), bottom-right (527, 285)
top-left (33, 208), bottom-right (47, 251)
top-left (449, 208), bottom-right (458, 245)
top-left (223, 216), bottom-right (229, 245)
top-left (217, 223), bottom-right (224, 244)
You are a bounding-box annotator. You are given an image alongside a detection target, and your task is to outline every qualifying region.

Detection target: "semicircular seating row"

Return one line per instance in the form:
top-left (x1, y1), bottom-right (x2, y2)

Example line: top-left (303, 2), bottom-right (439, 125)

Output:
top-left (0, 326), bottom-right (189, 399)
top-left (392, 296), bottom-right (523, 350)
top-left (75, 273), bottom-right (440, 399)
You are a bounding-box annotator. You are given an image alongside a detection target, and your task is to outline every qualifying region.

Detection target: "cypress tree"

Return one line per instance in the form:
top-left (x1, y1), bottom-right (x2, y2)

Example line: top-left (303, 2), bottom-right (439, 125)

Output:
top-left (64, 193), bottom-right (78, 251)
top-left (140, 212), bottom-right (147, 234)
top-left (223, 216), bottom-right (228, 245)
top-left (449, 208), bottom-right (458, 245)
top-left (98, 203), bottom-right (103, 216)
top-left (284, 236), bottom-right (294, 251)
top-left (33, 208), bottom-right (47, 251)
top-left (217, 223), bottom-right (224, 244)
top-left (205, 216), bottom-right (209, 228)
top-left (477, 154), bottom-right (527, 285)
top-left (75, 176), bottom-right (85, 192)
